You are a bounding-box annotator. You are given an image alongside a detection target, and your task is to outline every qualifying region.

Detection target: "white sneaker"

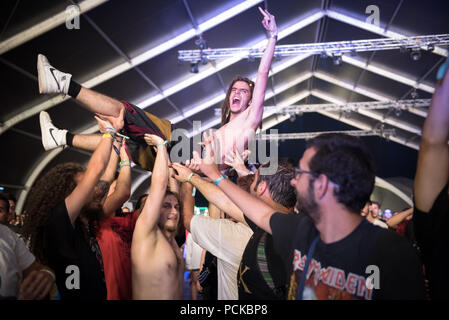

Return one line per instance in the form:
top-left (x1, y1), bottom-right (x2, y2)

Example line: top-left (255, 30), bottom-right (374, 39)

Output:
top-left (37, 54), bottom-right (72, 95)
top-left (39, 111), bottom-right (68, 151)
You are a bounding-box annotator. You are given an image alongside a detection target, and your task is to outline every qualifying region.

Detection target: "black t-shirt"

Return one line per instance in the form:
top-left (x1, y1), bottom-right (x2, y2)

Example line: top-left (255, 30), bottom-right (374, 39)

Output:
top-left (414, 182), bottom-right (449, 300)
top-left (43, 202), bottom-right (107, 300)
top-left (237, 215), bottom-right (288, 300)
top-left (270, 212), bottom-right (426, 300)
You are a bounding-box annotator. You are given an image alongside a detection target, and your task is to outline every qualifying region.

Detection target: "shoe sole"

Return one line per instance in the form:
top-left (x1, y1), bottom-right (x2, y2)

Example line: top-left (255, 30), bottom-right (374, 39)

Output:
top-left (39, 111), bottom-right (52, 151)
top-left (37, 54), bottom-right (47, 94)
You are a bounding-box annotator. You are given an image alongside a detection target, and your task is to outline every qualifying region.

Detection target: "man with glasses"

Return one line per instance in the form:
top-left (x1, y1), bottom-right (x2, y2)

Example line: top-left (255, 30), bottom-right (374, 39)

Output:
top-left (196, 132), bottom-right (426, 300)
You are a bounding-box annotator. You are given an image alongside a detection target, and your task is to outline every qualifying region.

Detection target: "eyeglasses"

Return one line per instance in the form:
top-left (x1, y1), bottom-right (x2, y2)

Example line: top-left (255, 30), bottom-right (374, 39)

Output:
top-left (294, 167), bottom-right (317, 178)
top-left (294, 167), bottom-right (340, 189)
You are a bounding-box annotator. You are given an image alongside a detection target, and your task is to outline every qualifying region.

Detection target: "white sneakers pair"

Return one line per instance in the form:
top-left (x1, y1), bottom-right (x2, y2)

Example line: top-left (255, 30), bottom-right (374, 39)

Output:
top-left (37, 54), bottom-right (70, 151)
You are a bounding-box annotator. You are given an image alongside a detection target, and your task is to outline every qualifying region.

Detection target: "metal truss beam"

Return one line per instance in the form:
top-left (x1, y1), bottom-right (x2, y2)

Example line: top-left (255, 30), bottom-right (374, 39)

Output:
top-left (256, 129), bottom-right (396, 141)
top-left (178, 34), bottom-right (449, 62)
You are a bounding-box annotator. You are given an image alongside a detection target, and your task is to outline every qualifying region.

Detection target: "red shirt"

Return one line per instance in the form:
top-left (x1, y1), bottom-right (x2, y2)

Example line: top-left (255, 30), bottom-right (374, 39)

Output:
top-left (97, 211), bottom-right (139, 300)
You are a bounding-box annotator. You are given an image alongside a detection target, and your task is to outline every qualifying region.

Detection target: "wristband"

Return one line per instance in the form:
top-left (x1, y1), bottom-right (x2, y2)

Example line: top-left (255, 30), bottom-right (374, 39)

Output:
top-left (120, 159), bottom-right (130, 165)
top-left (40, 268), bottom-right (56, 281)
top-left (120, 164), bottom-right (131, 169)
top-left (157, 140), bottom-right (169, 148)
top-left (102, 132), bottom-right (113, 139)
top-left (105, 126), bottom-right (116, 133)
top-left (213, 175), bottom-right (226, 185)
top-left (270, 34), bottom-right (278, 40)
top-left (186, 172), bottom-right (195, 183)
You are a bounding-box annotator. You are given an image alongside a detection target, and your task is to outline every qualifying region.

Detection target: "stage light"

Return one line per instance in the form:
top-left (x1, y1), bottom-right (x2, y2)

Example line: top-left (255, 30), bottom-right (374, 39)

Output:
top-left (289, 113), bottom-right (296, 122)
top-left (190, 62), bottom-right (199, 74)
top-left (332, 54), bottom-right (342, 66)
top-left (410, 49), bottom-right (421, 61)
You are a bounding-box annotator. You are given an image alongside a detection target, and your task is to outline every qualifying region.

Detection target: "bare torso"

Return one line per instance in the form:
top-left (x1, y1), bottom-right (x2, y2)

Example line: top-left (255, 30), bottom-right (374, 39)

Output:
top-left (132, 228), bottom-right (184, 300)
top-left (215, 106), bottom-right (258, 168)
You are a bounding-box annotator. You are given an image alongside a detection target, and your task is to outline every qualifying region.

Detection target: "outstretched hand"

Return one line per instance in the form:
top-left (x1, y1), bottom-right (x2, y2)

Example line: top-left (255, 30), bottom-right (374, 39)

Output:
top-left (95, 107), bottom-right (125, 131)
top-left (192, 130), bottom-right (222, 180)
top-left (258, 7), bottom-right (277, 37)
top-left (171, 163), bottom-right (193, 182)
top-left (225, 148), bottom-right (250, 170)
top-left (94, 114), bottom-right (113, 133)
top-left (144, 133), bottom-right (165, 148)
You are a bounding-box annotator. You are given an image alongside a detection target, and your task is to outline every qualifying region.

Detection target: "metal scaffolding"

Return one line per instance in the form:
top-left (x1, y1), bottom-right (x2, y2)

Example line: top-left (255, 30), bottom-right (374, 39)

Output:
top-left (256, 129), bottom-right (396, 141)
top-left (179, 34), bottom-right (449, 62)
top-left (214, 99), bottom-right (430, 116)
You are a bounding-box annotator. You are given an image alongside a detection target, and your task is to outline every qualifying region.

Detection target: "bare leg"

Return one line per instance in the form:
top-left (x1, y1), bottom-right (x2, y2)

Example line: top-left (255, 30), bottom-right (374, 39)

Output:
top-left (76, 87), bottom-right (123, 118)
top-left (38, 54), bottom-right (123, 118)
top-left (72, 133), bottom-right (102, 151)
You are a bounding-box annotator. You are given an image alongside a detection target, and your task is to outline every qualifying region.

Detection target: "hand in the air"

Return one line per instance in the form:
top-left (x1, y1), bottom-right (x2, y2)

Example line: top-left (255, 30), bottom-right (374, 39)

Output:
top-left (258, 7), bottom-right (277, 37)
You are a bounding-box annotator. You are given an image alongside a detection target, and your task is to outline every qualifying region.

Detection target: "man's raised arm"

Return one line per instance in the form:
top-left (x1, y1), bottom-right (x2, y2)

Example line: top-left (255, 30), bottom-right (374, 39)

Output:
top-left (134, 134), bottom-right (169, 236)
top-left (414, 61), bottom-right (449, 212)
top-left (246, 7), bottom-right (278, 128)
top-left (103, 142), bottom-right (132, 217)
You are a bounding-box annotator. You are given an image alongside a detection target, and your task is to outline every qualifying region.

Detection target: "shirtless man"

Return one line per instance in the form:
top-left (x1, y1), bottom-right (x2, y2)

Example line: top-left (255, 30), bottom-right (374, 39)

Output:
top-left (213, 7), bottom-right (278, 166)
top-left (131, 134), bottom-right (184, 299)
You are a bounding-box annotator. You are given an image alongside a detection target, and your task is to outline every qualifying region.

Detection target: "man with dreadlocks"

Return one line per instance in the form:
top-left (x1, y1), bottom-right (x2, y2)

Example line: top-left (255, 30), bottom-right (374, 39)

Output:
top-left (22, 110), bottom-right (124, 300)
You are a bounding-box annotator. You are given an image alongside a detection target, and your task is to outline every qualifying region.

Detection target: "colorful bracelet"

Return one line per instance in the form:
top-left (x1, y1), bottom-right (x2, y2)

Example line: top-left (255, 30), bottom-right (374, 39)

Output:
top-left (213, 175), bottom-right (226, 185)
top-left (157, 140), bottom-right (169, 148)
top-left (102, 132), bottom-right (113, 139)
top-left (40, 268), bottom-right (56, 281)
top-left (120, 164), bottom-right (131, 169)
top-left (120, 159), bottom-right (130, 165)
top-left (186, 172), bottom-right (195, 183)
top-left (105, 126), bottom-right (116, 133)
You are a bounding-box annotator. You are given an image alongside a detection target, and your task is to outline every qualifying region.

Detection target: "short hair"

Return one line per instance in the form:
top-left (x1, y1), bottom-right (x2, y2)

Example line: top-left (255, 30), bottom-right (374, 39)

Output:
top-left (236, 174), bottom-right (256, 193)
top-left (370, 201), bottom-right (380, 208)
top-left (0, 193), bottom-right (10, 212)
top-left (306, 133), bottom-right (376, 214)
top-left (256, 164), bottom-right (296, 209)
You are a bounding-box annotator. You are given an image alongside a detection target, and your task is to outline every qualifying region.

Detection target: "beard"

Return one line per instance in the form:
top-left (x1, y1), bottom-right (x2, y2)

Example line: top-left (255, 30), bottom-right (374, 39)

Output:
top-left (295, 180), bottom-right (321, 224)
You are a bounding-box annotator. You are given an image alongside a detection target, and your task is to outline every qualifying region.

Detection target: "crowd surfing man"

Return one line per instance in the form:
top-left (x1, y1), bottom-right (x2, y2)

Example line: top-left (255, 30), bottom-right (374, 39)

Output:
top-left (194, 131), bottom-right (426, 300)
top-left (37, 7), bottom-right (278, 171)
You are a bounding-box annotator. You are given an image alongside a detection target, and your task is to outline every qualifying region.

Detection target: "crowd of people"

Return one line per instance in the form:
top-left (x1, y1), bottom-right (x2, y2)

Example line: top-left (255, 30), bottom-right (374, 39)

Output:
top-left (1, 7), bottom-right (448, 301)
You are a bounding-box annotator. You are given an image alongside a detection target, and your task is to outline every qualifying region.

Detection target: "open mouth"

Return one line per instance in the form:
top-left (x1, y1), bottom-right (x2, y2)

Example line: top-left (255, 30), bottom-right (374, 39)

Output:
top-left (232, 97), bottom-right (241, 105)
